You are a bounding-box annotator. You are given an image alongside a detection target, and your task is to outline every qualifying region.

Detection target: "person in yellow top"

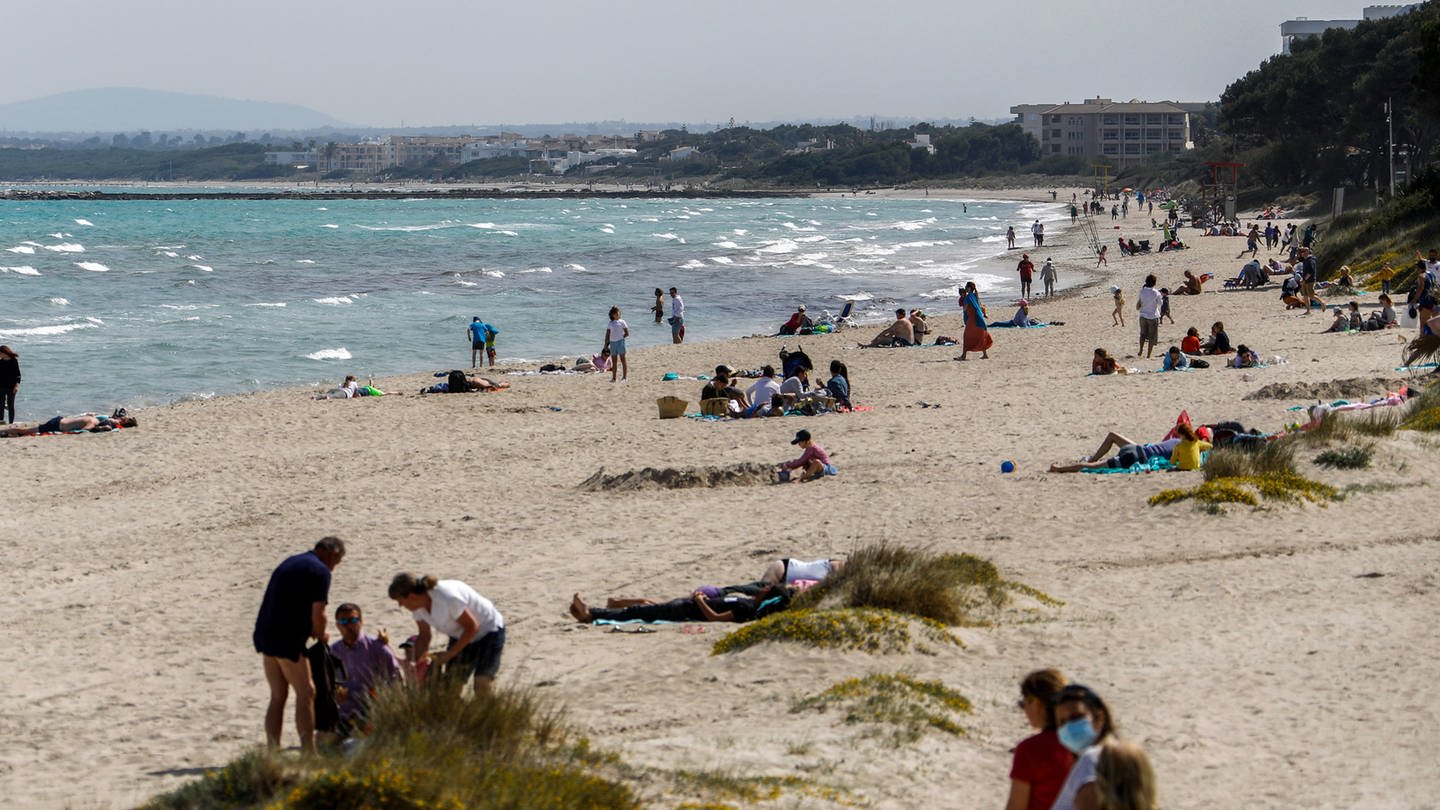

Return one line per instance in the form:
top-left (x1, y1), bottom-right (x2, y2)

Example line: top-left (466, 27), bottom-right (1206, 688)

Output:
top-left (1373, 263), bottom-right (1395, 295)
top-left (1170, 423), bottom-right (1213, 471)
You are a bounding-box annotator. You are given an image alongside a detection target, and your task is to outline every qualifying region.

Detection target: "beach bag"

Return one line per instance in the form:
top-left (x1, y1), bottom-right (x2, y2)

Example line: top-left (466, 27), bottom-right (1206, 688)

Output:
top-left (446, 369), bottom-right (470, 393)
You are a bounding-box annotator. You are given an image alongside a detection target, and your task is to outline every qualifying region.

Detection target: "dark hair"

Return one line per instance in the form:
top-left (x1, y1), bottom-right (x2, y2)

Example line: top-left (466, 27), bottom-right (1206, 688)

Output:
top-left (0, 345), bottom-right (15, 359)
top-left (654, 288), bottom-right (663, 296)
top-left (753, 583), bottom-right (792, 620)
top-left (762, 364), bottom-right (775, 377)
top-left (335, 602), bottom-right (362, 618)
top-left (608, 306), bottom-right (620, 319)
top-left (388, 573), bottom-right (438, 599)
top-left (829, 359), bottom-right (847, 378)
top-left (1236, 344), bottom-right (1250, 354)
top-left (895, 308), bottom-right (907, 317)
top-left (1021, 668), bottom-right (1068, 728)
top-left (1144, 274), bottom-right (1156, 287)
top-left (1053, 683), bottom-right (1117, 741)
top-left (314, 536), bottom-right (346, 557)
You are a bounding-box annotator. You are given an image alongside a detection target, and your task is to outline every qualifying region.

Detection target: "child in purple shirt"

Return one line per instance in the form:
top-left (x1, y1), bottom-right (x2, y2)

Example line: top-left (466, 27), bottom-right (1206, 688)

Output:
top-left (778, 429), bottom-right (838, 482)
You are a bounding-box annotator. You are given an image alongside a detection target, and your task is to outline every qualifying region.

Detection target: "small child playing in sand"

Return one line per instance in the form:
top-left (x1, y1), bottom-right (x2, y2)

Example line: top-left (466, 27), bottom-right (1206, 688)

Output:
top-left (1112, 287), bottom-right (1126, 327)
top-left (1159, 288), bottom-right (1175, 324)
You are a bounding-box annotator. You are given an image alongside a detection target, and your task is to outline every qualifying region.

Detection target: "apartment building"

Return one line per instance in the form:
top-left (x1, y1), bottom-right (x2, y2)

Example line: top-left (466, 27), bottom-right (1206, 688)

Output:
top-left (1012, 98), bottom-right (1193, 167)
top-left (1279, 4), bottom-right (1417, 54)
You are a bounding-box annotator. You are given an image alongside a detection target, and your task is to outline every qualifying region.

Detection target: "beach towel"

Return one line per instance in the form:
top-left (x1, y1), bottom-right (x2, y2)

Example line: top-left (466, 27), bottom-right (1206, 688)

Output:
top-left (987, 322), bottom-right (1051, 329)
top-left (1082, 456), bottom-right (1176, 474)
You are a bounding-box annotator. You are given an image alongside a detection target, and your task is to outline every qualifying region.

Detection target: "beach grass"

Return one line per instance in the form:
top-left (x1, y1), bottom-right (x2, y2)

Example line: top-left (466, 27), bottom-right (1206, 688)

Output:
top-left (790, 673), bottom-right (972, 743)
top-left (1300, 409), bottom-right (1402, 444)
top-left (142, 684), bottom-right (640, 810)
top-left (1152, 442), bottom-right (1338, 510)
top-left (790, 542), bottom-right (1049, 626)
top-left (1314, 445), bottom-right (1374, 469)
top-left (711, 607), bottom-right (962, 656)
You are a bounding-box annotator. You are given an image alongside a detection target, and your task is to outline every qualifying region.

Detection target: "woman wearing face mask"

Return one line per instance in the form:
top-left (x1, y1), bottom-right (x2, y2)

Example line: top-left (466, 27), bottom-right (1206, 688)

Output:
top-left (1004, 669), bottom-right (1074, 810)
top-left (1049, 683), bottom-right (1118, 810)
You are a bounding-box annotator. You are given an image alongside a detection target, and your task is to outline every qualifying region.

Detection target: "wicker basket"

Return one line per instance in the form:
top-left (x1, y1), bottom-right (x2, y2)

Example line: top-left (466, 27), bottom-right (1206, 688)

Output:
top-left (656, 396), bottom-right (689, 419)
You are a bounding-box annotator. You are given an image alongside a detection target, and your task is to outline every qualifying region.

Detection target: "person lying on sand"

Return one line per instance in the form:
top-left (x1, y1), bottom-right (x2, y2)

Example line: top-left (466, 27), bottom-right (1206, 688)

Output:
top-left (1047, 432), bottom-right (1180, 473)
top-left (568, 583), bottom-right (790, 624)
top-left (759, 557), bottom-right (846, 586)
top-left (1091, 348), bottom-right (1127, 375)
top-left (1, 412), bottom-right (137, 437)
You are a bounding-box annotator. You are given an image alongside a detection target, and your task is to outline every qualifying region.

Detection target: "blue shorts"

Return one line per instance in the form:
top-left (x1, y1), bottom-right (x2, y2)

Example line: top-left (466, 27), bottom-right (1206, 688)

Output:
top-left (822, 464), bottom-right (838, 476)
top-left (445, 627), bottom-right (505, 681)
top-left (609, 338), bottom-right (626, 356)
top-left (670, 317), bottom-right (684, 337)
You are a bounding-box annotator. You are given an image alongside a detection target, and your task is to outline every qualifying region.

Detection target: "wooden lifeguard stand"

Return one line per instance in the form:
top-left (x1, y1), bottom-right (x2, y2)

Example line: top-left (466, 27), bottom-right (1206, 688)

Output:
top-left (1203, 161), bottom-right (1245, 222)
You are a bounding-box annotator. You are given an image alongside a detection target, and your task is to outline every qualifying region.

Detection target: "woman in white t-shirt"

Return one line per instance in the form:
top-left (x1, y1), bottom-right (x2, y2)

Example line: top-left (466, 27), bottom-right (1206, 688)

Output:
top-left (1049, 683), bottom-right (1119, 810)
top-left (604, 306), bottom-right (629, 382)
top-left (389, 573), bottom-right (505, 697)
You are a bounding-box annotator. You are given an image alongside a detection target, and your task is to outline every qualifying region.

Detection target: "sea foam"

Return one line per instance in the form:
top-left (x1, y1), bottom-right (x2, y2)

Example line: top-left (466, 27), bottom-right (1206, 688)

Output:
top-left (2, 266), bottom-right (41, 276)
top-left (75, 261), bottom-right (110, 272)
top-left (305, 348), bottom-right (352, 360)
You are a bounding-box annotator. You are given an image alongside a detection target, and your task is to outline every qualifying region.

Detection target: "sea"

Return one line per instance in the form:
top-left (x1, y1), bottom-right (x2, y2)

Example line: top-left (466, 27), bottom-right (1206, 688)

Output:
top-left (0, 189), bottom-right (1065, 420)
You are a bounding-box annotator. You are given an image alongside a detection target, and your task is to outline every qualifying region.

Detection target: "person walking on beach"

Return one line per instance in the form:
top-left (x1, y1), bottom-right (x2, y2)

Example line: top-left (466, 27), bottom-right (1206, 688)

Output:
top-left (389, 573), bottom-right (505, 698)
top-left (668, 286), bottom-right (685, 344)
top-left (958, 282), bottom-right (992, 360)
top-left (1007, 226), bottom-right (1017, 250)
top-left (1096, 245), bottom-right (1108, 268)
top-left (0, 345), bottom-right (19, 424)
top-left (1040, 258), bottom-right (1058, 298)
top-left (253, 536), bottom-right (346, 755)
top-left (605, 306), bottom-right (629, 382)
top-left (1016, 254), bottom-right (1035, 299)
top-left (1298, 247), bottom-right (1318, 316)
top-left (1136, 274), bottom-right (1163, 359)
top-left (1111, 287), bottom-right (1126, 327)
top-left (1031, 220), bottom-right (1041, 247)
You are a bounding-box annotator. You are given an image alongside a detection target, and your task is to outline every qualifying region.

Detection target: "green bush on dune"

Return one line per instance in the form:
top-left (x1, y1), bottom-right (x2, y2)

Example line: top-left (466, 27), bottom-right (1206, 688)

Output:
top-left (791, 673), bottom-right (973, 742)
top-left (143, 685), bottom-right (639, 810)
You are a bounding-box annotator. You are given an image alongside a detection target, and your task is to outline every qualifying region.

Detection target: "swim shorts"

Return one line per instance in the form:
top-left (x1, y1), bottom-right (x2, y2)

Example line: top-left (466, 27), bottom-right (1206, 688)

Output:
top-left (445, 627), bottom-right (505, 681)
top-left (472, 339), bottom-right (486, 350)
top-left (1139, 317), bottom-right (1159, 344)
top-left (610, 338), bottom-right (627, 356)
top-left (1108, 445), bottom-right (1145, 469)
top-left (39, 416), bottom-right (63, 433)
top-left (670, 317), bottom-right (684, 338)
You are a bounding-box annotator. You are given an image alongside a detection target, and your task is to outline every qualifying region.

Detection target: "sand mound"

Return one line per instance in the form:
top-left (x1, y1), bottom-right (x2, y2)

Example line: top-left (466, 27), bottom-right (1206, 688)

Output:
top-left (580, 462), bottom-right (776, 491)
top-left (1243, 376), bottom-right (1403, 402)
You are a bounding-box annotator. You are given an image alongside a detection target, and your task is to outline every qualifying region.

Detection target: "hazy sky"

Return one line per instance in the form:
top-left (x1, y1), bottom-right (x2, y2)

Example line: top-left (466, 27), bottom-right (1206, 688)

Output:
top-left (5, 0), bottom-right (1377, 127)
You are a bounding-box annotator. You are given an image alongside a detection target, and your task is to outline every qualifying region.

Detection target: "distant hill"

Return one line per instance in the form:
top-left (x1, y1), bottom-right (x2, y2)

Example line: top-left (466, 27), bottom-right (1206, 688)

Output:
top-left (0, 87), bottom-right (350, 134)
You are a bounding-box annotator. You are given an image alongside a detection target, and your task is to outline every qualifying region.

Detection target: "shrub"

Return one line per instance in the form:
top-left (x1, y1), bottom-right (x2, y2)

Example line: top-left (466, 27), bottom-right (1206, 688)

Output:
top-left (1314, 446), bottom-right (1374, 469)
top-left (141, 749), bottom-right (299, 810)
top-left (791, 543), bottom-right (1015, 626)
top-left (1202, 441), bottom-right (1294, 481)
top-left (711, 608), bottom-right (962, 655)
top-left (145, 685), bottom-right (641, 810)
top-left (791, 674), bottom-right (972, 742)
top-left (1151, 471), bottom-right (1337, 509)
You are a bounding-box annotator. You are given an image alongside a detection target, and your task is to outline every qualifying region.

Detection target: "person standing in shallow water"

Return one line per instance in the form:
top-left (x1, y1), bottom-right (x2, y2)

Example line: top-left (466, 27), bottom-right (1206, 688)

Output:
top-left (651, 288), bottom-right (665, 324)
top-left (0, 345), bottom-right (19, 424)
top-left (668, 286), bottom-right (685, 344)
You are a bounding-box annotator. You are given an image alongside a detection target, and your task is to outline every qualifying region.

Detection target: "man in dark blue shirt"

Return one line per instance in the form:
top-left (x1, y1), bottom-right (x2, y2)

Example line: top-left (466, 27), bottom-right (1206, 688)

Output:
top-left (253, 536), bottom-right (345, 754)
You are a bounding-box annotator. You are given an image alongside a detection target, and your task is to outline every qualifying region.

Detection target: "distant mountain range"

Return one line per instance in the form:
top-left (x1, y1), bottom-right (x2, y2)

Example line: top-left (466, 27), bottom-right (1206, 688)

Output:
top-left (0, 88), bottom-right (351, 134)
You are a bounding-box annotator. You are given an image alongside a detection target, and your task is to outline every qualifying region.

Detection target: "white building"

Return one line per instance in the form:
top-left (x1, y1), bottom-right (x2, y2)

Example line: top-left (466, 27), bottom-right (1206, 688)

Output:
top-left (1010, 98), bottom-right (1193, 168)
top-left (1280, 4), bottom-right (1418, 53)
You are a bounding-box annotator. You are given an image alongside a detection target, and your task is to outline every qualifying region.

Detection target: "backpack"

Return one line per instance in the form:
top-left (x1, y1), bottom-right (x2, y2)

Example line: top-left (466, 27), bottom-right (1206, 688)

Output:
top-left (447, 369), bottom-right (470, 393)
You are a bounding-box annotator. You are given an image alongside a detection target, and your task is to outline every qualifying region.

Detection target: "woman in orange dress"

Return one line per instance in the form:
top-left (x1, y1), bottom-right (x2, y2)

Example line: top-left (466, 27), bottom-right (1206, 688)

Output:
top-left (958, 281), bottom-right (993, 360)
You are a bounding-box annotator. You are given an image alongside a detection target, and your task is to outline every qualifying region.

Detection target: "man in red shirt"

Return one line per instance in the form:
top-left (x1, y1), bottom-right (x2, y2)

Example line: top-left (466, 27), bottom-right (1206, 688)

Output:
top-left (1016, 254), bottom-right (1035, 299)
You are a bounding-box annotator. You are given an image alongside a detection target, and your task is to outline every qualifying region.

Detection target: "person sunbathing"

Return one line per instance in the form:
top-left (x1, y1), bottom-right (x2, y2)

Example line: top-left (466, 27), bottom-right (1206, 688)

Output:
top-left (1047, 432), bottom-right (1180, 473)
top-left (864, 308), bottom-right (914, 347)
top-left (1228, 345), bottom-right (1260, 369)
top-left (1174, 270), bottom-right (1205, 295)
top-left (568, 583), bottom-right (790, 624)
top-left (1, 412), bottom-right (137, 437)
top-left (760, 557), bottom-right (846, 586)
top-left (1091, 348), bottom-right (1127, 375)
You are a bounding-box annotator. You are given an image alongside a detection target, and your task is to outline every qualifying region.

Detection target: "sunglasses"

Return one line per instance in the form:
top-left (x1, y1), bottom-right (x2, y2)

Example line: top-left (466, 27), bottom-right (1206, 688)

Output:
top-left (336, 617), bottom-right (361, 625)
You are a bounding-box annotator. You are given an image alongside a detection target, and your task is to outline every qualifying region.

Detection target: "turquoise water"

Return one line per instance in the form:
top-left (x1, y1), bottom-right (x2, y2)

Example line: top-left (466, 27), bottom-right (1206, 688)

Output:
top-left (0, 194), bottom-right (1064, 419)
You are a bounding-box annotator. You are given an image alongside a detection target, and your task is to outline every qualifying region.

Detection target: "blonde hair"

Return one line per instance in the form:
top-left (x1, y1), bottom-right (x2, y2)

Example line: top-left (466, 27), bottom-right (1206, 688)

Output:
top-left (1094, 739), bottom-right (1157, 810)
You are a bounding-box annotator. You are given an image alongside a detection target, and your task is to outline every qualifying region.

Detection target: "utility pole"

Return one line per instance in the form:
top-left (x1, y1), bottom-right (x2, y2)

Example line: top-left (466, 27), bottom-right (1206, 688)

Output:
top-left (1386, 98), bottom-right (1395, 198)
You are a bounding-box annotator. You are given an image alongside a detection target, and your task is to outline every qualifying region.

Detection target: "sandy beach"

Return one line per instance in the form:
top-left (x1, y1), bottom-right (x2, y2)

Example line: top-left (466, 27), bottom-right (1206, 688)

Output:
top-left (3, 193), bottom-right (1437, 808)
